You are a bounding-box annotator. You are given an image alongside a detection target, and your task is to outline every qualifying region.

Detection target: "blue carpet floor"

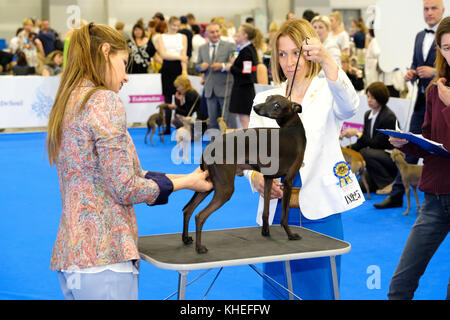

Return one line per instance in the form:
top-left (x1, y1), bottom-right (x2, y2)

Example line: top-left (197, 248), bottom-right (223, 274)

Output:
top-left (0, 128), bottom-right (448, 300)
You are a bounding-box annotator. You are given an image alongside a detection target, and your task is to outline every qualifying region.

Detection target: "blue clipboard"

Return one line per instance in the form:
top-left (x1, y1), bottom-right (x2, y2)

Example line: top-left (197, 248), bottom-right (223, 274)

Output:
top-left (377, 129), bottom-right (450, 158)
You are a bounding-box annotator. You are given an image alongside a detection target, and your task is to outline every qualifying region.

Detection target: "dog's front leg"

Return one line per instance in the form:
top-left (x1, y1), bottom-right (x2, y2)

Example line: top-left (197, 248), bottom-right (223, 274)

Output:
top-left (261, 177), bottom-right (273, 237)
top-left (281, 179), bottom-right (301, 240)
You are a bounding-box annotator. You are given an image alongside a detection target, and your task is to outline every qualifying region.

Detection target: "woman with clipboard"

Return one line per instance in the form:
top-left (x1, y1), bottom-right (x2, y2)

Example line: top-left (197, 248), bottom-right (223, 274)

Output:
top-left (387, 17), bottom-right (450, 300)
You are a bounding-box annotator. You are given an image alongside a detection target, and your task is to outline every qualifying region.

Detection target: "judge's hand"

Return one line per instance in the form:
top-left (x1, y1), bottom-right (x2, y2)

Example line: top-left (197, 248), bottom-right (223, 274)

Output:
top-left (187, 167), bottom-right (213, 192)
top-left (252, 171), bottom-right (283, 199)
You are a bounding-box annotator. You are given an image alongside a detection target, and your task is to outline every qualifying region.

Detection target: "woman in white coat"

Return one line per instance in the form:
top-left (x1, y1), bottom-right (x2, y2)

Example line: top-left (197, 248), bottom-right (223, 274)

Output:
top-left (245, 19), bottom-right (364, 300)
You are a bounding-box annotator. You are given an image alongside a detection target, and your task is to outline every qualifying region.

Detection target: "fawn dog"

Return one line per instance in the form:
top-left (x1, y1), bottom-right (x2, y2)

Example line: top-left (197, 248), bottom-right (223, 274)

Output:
top-left (341, 147), bottom-right (370, 199)
top-left (144, 104), bottom-right (166, 145)
top-left (182, 95), bottom-right (307, 253)
top-left (390, 149), bottom-right (423, 215)
top-left (175, 117), bottom-right (193, 162)
top-left (217, 116), bottom-right (238, 134)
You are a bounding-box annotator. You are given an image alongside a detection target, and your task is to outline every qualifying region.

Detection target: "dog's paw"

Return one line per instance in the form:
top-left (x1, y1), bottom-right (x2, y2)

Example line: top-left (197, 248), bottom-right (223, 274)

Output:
top-left (261, 227), bottom-right (270, 237)
top-left (182, 235), bottom-right (193, 245)
top-left (288, 233), bottom-right (302, 240)
top-left (196, 244), bottom-right (208, 254)
top-left (402, 211), bottom-right (409, 216)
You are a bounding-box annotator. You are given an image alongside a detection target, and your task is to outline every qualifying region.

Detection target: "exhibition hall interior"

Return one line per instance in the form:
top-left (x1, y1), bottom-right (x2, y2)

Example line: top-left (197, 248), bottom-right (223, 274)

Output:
top-left (0, 0), bottom-right (449, 301)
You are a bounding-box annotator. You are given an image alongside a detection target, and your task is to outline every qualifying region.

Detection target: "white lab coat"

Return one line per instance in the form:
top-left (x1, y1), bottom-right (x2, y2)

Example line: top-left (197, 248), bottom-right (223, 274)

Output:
top-left (246, 68), bottom-right (365, 224)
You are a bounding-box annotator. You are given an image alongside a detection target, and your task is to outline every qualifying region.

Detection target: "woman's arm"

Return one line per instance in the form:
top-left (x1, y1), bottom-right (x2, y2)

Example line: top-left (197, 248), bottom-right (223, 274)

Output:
top-left (181, 34), bottom-right (188, 75)
top-left (156, 35), bottom-right (188, 63)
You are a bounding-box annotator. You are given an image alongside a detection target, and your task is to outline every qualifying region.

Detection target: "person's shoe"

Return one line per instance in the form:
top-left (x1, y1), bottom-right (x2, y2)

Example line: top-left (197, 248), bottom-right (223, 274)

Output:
top-left (376, 182), bottom-right (394, 195)
top-left (161, 129), bottom-right (171, 135)
top-left (373, 196), bottom-right (403, 209)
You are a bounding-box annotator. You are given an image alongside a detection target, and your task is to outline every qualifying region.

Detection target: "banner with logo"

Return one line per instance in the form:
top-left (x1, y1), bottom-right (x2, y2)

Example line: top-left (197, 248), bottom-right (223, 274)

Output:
top-left (0, 74), bottom-right (413, 131)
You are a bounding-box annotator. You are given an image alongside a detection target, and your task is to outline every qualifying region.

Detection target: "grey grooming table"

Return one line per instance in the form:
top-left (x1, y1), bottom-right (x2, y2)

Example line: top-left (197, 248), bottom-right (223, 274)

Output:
top-left (138, 226), bottom-right (351, 300)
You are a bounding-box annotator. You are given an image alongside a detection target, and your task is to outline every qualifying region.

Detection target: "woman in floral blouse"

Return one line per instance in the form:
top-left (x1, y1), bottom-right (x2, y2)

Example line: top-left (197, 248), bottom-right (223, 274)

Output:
top-left (46, 23), bottom-right (212, 300)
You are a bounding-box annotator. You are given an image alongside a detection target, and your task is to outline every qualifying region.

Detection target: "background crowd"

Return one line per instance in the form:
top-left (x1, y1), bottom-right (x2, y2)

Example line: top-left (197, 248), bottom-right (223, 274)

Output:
top-left (0, 9), bottom-right (407, 97)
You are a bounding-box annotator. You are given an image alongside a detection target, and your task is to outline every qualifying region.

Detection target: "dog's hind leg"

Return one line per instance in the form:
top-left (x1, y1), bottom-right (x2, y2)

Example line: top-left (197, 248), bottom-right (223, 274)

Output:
top-left (144, 126), bottom-right (151, 144)
top-left (182, 190), bottom-right (212, 244)
top-left (360, 169), bottom-right (370, 199)
top-left (403, 184), bottom-right (411, 216)
top-left (194, 167), bottom-right (235, 253)
top-left (412, 185), bottom-right (421, 214)
top-left (149, 126), bottom-right (156, 146)
top-left (194, 189), bottom-right (232, 253)
top-left (261, 177), bottom-right (273, 237)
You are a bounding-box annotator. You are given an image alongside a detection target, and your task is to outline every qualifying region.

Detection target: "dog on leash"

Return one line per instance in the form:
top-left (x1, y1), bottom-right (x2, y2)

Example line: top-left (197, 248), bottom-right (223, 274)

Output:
top-left (175, 117), bottom-right (194, 162)
top-left (390, 149), bottom-right (423, 215)
top-left (144, 104), bottom-right (166, 146)
top-left (182, 95), bottom-right (307, 253)
top-left (341, 147), bottom-right (370, 199)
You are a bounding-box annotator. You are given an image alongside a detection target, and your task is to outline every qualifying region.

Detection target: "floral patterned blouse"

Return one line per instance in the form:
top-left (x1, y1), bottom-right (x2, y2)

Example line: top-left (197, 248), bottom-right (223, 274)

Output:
top-left (50, 80), bottom-right (162, 271)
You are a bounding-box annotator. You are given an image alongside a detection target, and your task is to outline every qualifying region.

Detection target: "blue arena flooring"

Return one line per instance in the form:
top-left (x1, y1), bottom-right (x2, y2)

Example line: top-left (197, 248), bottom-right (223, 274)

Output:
top-left (0, 128), bottom-right (448, 300)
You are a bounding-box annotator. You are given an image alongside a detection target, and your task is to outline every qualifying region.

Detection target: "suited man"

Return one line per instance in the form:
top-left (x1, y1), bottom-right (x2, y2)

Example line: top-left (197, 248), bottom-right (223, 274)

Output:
top-left (196, 22), bottom-right (236, 130)
top-left (375, 0), bottom-right (444, 209)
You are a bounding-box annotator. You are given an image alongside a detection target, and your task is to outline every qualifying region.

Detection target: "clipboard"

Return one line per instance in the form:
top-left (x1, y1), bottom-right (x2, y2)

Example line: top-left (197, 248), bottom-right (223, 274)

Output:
top-left (377, 129), bottom-right (450, 158)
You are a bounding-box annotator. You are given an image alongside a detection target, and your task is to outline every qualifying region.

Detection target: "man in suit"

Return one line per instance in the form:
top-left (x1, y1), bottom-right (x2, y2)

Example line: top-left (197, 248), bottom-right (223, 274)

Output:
top-left (196, 22), bottom-right (236, 130)
top-left (374, 0), bottom-right (444, 209)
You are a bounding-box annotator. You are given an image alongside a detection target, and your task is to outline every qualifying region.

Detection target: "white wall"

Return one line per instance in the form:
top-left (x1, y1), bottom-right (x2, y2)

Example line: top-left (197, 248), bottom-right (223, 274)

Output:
top-left (0, 0), bottom-right (41, 40)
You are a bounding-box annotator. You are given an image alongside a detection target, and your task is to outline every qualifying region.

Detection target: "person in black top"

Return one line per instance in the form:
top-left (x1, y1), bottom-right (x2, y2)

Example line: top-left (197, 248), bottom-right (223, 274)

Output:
top-left (341, 53), bottom-right (364, 91)
top-left (127, 23), bottom-right (156, 74)
top-left (228, 23), bottom-right (259, 129)
top-left (341, 82), bottom-right (399, 194)
top-left (168, 75), bottom-right (203, 139)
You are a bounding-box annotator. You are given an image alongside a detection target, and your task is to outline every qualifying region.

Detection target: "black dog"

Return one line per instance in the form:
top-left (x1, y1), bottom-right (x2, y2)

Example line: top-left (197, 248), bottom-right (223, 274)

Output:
top-left (144, 104), bottom-right (166, 145)
top-left (182, 95), bottom-right (307, 253)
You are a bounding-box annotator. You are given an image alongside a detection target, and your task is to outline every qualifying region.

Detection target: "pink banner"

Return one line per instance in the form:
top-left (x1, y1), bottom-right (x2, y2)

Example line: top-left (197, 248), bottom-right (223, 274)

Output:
top-left (128, 94), bottom-right (165, 104)
top-left (342, 121), bottom-right (364, 132)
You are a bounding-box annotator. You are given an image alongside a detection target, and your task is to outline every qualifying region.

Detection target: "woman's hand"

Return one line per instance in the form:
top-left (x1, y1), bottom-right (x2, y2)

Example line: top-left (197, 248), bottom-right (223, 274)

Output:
top-left (252, 171), bottom-right (283, 199)
top-left (186, 167), bottom-right (213, 192)
top-left (340, 128), bottom-right (361, 139)
top-left (302, 37), bottom-right (338, 81)
top-left (389, 137), bottom-right (408, 148)
top-left (437, 77), bottom-right (450, 106)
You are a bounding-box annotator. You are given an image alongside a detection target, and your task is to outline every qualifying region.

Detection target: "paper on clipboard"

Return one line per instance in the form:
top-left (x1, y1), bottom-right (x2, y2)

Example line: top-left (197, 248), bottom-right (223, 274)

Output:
top-left (376, 129), bottom-right (450, 158)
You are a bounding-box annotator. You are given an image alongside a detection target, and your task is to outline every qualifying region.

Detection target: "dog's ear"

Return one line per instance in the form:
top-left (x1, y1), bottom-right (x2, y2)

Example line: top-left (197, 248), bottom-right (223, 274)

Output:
top-left (292, 103), bottom-right (302, 113)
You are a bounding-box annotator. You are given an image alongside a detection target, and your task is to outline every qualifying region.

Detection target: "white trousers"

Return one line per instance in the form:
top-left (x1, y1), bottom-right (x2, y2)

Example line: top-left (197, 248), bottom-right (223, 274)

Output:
top-left (57, 270), bottom-right (139, 300)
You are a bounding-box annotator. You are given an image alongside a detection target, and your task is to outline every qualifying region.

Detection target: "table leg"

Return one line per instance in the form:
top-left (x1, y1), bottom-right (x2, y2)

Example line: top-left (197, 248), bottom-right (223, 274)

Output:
top-left (177, 270), bottom-right (189, 300)
top-left (284, 261), bottom-right (294, 300)
top-left (330, 256), bottom-right (340, 300)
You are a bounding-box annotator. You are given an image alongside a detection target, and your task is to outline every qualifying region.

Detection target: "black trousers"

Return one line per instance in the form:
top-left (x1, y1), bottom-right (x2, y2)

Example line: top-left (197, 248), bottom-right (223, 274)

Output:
top-left (359, 147), bottom-right (398, 191)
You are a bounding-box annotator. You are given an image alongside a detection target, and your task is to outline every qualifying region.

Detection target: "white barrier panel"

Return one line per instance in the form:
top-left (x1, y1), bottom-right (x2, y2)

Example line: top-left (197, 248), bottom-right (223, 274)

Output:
top-left (0, 74), bottom-right (414, 132)
top-left (0, 74), bottom-right (166, 128)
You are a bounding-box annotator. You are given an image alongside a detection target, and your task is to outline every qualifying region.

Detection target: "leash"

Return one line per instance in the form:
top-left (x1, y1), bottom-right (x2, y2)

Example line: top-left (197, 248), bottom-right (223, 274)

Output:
top-left (186, 93), bottom-right (200, 117)
top-left (287, 37), bottom-right (308, 101)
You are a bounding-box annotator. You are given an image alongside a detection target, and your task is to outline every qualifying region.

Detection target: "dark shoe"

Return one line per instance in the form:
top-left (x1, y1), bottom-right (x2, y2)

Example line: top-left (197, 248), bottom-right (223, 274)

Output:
top-left (373, 196), bottom-right (403, 209)
top-left (161, 129), bottom-right (171, 135)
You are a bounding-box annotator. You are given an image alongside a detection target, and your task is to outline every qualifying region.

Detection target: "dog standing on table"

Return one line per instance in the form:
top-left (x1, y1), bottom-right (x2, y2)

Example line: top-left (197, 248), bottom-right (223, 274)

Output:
top-left (144, 104), bottom-right (166, 146)
top-left (341, 147), bottom-right (371, 199)
top-left (390, 149), bottom-right (423, 215)
top-left (182, 95), bottom-right (307, 253)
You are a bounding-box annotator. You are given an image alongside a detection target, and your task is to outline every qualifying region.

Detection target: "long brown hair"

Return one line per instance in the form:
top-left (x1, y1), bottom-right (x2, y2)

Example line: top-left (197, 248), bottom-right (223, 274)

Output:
top-left (270, 19), bottom-right (322, 84)
top-left (434, 16), bottom-right (450, 82)
top-left (46, 23), bottom-right (129, 165)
